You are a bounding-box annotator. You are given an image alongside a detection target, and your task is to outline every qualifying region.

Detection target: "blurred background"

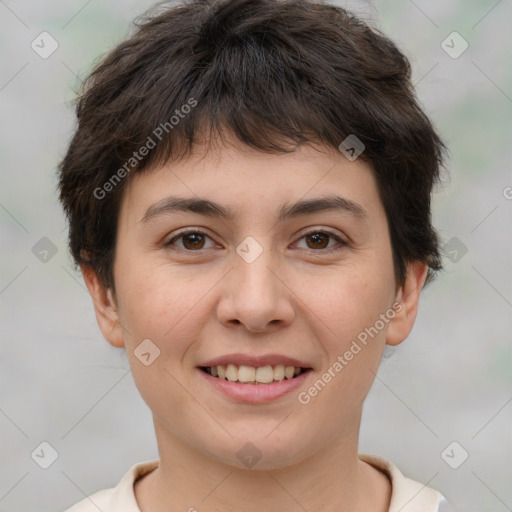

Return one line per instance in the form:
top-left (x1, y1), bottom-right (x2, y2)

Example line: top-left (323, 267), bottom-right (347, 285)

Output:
top-left (0, 1), bottom-right (511, 511)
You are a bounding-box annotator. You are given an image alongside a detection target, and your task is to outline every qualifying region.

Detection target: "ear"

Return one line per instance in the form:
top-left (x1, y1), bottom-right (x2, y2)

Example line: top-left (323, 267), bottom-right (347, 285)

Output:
top-left (386, 260), bottom-right (428, 347)
top-left (81, 265), bottom-right (125, 348)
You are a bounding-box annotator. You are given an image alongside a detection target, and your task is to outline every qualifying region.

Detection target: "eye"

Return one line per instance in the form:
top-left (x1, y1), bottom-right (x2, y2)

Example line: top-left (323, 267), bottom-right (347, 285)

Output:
top-left (165, 229), bottom-right (216, 251)
top-left (165, 228), bottom-right (348, 254)
top-left (294, 229), bottom-right (347, 253)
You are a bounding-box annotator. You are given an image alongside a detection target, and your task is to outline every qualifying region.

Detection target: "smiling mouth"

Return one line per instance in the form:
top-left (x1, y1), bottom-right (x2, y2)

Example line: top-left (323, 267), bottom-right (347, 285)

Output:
top-left (199, 364), bottom-right (311, 385)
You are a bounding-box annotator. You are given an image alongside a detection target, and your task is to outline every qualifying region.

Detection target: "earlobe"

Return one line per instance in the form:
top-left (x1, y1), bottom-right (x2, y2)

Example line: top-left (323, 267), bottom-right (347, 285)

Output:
top-left (81, 265), bottom-right (125, 348)
top-left (386, 261), bottom-right (428, 347)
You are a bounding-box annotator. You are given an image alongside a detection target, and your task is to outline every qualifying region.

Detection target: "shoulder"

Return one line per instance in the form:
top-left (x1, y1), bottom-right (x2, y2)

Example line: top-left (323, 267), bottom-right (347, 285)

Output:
top-left (62, 487), bottom-right (114, 512)
top-left (60, 459), bottom-right (160, 512)
top-left (359, 453), bottom-right (452, 512)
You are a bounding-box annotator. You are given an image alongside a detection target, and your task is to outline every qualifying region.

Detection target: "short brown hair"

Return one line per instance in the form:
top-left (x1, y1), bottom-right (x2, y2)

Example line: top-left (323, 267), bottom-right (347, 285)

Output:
top-left (58, 0), bottom-right (447, 291)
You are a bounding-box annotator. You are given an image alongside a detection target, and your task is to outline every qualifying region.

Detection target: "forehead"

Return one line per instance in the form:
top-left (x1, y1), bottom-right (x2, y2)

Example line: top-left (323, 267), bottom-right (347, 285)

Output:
top-left (119, 141), bottom-right (384, 228)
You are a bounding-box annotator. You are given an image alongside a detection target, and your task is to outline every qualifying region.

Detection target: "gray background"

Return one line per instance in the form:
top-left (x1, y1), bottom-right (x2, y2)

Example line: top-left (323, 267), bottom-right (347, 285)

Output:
top-left (1, 1), bottom-right (511, 511)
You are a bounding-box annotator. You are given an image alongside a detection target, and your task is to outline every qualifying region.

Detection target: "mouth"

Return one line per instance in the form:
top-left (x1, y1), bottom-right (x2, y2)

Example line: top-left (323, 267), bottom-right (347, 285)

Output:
top-left (199, 364), bottom-right (312, 385)
top-left (197, 354), bottom-right (314, 403)
top-left (197, 362), bottom-right (313, 404)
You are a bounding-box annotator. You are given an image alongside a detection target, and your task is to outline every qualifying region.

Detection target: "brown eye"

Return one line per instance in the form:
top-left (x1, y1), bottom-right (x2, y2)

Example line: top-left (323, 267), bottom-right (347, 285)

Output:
top-left (305, 232), bottom-right (330, 250)
top-left (295, 229), bottom-right (347, 253)
top-left (181, 233), bottom-right (206, 250)
top-left (166, 230), bottom-right (215, 251)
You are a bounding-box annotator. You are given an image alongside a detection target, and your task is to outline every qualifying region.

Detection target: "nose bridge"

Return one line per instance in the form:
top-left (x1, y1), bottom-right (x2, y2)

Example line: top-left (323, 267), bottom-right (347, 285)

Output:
top-left (237, 245), bottom-right (277, 302)
top-left (218, 236), bottom-right (294, 331)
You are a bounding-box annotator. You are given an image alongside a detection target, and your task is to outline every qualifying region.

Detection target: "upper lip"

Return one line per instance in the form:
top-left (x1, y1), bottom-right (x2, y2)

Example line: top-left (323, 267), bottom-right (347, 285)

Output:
top-left (199, 353), bottom-right (312, 369)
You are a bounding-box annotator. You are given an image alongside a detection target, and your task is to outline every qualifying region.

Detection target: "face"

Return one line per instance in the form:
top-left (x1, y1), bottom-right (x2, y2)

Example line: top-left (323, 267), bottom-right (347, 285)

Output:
top-left (85, 138), bottom-right (426, 470)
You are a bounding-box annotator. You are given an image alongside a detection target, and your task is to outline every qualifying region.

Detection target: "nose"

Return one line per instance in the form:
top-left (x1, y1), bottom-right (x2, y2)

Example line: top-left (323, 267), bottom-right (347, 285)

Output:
top-left (216, 246), bottom-right (295, 333)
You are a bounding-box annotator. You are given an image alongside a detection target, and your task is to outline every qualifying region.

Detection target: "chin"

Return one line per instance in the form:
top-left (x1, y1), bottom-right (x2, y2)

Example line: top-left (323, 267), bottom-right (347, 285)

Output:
top-left (198, 431), bottom-right (313, 471)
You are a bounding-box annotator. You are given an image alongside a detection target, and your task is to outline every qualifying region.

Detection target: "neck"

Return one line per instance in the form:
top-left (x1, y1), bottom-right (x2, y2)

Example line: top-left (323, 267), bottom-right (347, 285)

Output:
top-left (135, 415), bottom-right (391, 512)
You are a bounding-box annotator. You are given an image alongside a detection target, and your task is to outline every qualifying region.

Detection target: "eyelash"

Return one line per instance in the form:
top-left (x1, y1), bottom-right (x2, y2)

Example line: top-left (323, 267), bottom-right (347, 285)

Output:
top-left (165, 228), bottom-right (348, 255)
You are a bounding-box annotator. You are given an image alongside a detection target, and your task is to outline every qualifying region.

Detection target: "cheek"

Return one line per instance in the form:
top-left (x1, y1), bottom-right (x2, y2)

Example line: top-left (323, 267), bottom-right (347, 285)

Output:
top-left (302, 265), bottom-right (393, 347)
top-left (114, 261), bottom-right (204, 424)
top-left (115, 258), bottom-right (214, 356)
top-left (294, 264), bottom-right (395, 419)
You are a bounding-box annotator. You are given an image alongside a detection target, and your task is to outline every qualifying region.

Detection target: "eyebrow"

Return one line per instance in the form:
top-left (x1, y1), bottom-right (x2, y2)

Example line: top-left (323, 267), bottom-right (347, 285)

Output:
top-left (140, 194), bottom-right (368, 224)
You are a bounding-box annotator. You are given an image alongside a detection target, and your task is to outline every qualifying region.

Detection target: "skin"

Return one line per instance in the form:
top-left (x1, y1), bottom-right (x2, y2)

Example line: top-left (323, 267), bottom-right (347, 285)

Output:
top-left (82, 135), bottom-right (428, 512)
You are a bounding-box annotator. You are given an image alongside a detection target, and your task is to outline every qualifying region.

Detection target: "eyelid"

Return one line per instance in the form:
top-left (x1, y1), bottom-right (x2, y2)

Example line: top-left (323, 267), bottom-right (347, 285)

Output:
top-left (296, 226), bottom-right (346, 241)
top-left (293, 227), bottom-right (348, 253)
top-left (166, 227), bottom-right (218, 249)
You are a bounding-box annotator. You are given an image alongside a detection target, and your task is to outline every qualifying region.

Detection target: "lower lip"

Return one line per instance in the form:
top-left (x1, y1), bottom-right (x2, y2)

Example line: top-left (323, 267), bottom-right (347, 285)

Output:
top-left (197, 368), bottom-right (312, 404)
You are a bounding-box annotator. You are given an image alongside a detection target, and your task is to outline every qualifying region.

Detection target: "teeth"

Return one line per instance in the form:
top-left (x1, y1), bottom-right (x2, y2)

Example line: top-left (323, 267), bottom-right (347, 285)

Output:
top-left (255, 365), bottom-right (274, 383)
top-left (238, 365), bottom-right (256, 383)
top-left (226, 364), bottom-right (238, 382)
top-left (206, 364), bottom-right (305, 383)
top-left (273, 364), bottom-right (285, 381)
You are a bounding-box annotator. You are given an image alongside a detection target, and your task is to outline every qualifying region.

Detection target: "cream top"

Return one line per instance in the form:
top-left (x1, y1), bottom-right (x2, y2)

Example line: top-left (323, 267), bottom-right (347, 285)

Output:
top-left (63, 453), bottom-right (454, 511)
